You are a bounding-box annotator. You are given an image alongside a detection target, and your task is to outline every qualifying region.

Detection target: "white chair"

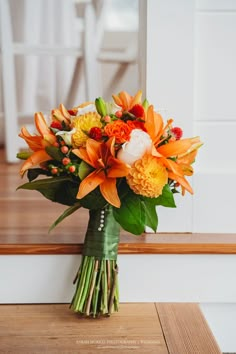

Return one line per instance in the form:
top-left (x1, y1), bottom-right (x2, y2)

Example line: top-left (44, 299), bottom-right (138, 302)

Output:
top-left (0, 0), bottom-right (139, 163)
top-left (0, 0), bottom-right (96, 162)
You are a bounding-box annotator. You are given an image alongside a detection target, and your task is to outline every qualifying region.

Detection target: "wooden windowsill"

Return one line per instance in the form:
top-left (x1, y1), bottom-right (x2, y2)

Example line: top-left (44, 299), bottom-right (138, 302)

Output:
top-left (1, 233), bottom-right (236, 255)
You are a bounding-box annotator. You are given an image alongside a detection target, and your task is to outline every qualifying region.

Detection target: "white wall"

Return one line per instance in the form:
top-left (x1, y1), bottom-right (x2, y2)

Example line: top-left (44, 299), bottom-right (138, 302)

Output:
top-left (143, 0), bottom-right (236, 351)
top-left (144, 0), bottom-right (236, 234)
top-left (193, 0), bottom-right (236, 233)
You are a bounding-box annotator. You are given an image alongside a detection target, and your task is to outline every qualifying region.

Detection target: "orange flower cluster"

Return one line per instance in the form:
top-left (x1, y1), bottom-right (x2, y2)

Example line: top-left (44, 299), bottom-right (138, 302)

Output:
top-left (18, 90), bottom-right (202, 209)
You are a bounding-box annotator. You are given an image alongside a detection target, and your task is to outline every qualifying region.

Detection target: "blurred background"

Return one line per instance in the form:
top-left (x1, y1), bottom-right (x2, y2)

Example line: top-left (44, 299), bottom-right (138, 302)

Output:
top-left (0, 0), bottom-right (139, 153)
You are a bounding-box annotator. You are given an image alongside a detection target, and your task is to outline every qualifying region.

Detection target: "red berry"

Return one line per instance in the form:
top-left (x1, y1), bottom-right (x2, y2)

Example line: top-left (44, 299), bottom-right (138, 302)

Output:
top-left (68, 109), bottom-right (77, 116)
top-left (50, 121), bottom-right (63, 130)
top-left (69, 165), bottom-right (76, 173)
top-left (115, 110), bottom-right (123, 118)
top-left (104, 115), bottom-right (111, 123)
top-left (51, 168), bottom-right (58, 175)
top-left (62, 157), bottom-right (71, 166)
top-left (171, 127), bottom-right (183, 140)
top-left (61, 146), bottom-right (69, 154)
top-left (89, 127), bottom-right (102, 141)
top-left (129, 104), bottom-right (145, 118)
top-left (53, 142), bottom-right (60, 148)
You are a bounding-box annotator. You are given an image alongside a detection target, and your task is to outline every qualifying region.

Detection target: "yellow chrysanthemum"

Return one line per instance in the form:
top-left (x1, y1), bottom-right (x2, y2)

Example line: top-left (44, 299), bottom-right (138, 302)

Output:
top-left (72, 112), bottom-right (102, 147)
top-left (126, 154), bottom-right (168, 198)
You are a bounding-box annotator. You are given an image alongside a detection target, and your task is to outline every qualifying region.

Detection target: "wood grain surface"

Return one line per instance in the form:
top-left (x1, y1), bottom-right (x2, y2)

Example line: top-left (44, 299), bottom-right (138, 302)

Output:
top-left (156, 303), bottom-right (222, 354)
top-left (0, 303), bottom-right (222, 353)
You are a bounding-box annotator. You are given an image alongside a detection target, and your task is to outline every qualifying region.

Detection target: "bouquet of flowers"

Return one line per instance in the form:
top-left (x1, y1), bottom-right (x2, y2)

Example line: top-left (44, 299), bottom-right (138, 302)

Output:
top-left (17, 90), bottom-right (202, 317)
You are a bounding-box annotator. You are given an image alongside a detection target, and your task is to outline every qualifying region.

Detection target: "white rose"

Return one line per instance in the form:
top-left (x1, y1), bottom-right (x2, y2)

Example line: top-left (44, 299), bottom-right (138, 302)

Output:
top-left (117, 129), bottom-right (152, 166)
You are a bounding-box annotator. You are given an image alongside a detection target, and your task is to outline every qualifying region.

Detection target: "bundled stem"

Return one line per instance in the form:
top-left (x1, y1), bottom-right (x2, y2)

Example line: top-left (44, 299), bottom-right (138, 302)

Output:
top-left (70, 257), bottom-right (119, 317)
top-left (70, 206), bottom-right (120, 317)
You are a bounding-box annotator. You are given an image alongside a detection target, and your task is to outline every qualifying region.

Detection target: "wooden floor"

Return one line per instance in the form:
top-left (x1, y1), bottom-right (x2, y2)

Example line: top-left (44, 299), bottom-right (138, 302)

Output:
top-left (0, 303), bottom-right (221, 353)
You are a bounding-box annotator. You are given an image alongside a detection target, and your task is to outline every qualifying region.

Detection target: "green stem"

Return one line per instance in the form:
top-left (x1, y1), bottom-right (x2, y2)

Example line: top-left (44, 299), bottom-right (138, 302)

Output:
top-left (85, 260), bottom-right (99, 316)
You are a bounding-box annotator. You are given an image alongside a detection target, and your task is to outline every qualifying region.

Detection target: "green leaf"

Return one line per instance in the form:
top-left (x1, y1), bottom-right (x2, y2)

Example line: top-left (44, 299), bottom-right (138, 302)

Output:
top-left (16, 151), bottom-right (32, 160)
top-left (45, 146), bottom-right (64, 161)
top-left (17, 176), bottom-right (79, 206)
top-left (27, 168), bottom-right (51, 182)
top-left (79, 187), bottom-right (107, 210)
top-left (113, 191), bottom-right (145, 235)
top-left (144, 184), bottom-right (176, 208)
top-left (49, 203), bottom-right (81, 232)
top-left (78, 161), bottom-right (93, 180)
top-left (141, 199), bottom-right (158, 232)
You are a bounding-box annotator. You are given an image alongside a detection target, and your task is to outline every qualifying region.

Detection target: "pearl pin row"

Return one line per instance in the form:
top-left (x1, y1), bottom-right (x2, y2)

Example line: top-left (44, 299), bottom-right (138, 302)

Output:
top-left (98, 209), bottom-right (105, 231)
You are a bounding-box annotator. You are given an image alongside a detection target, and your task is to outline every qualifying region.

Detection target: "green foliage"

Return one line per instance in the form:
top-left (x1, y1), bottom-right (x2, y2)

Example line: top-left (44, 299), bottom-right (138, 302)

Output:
top-left (45, 146), bottom-right (64, 161)
top-left (79, 187), bottom-right (107, 210)
top-left (17, 176), bottom-right (79, 206)
top-left (78, 161), bottom-right (93, 180)
top-left (141, 199), bottom-right (158, 232)
top-left (143, 184), bottom-right (176, 208)
top-left (113, 184), bottom-right (176, 234)
top-left (113, 191), bottom-right (145, 235)
top-left (27, 168), bottom-right (51, 182)
top-left (49, 203), bottom-right (81, 232)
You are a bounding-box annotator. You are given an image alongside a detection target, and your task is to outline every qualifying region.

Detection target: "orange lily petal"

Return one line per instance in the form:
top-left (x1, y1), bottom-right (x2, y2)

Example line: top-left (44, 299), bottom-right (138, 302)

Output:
top-left (157, 137), bottom-right (201, 157)
top-left (119, 91), bottom-right (132, 110)
top-left (86, 139), bottom-right (103, 167)
top-left (145, 106), bottom-right (164, 144)
top-left (35, 112), bottom-right (51, 136)
top-left (178, 163), bottom-right (194, 176)
top-left (177, 150), bottom-right (198, 165)
top-left (19, 127), bottom-right (43, 151)
top-left (20, 150), bottom-right (52, 176)
top-left (60, 104), bottom-right (71, 120)
top-left (112, 94), bottom-right (123, 107)
top-left (77, 170), bottom-right (104, 199)
top-left (100, 178), bottom-right (121, 208)
top-left (131, 90), bottom-right (142, 107)
top-left (159, 157), bottom-right (184, 177)
top-left (107, 157), bottom-right (130, 178)
top-left (168, 171), bottom-right (193, 194)
top-left (72, 148), bottom-right (91, 166)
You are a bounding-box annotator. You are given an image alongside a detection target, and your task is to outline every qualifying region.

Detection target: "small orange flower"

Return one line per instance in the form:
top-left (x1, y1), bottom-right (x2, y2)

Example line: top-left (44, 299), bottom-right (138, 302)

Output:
top-left (104, 120), bottom-right (132, 144)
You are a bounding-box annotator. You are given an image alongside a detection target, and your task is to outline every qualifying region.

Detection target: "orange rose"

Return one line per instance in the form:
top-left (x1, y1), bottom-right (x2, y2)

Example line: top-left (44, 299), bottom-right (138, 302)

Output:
top-left (104, 120), bottom-right (132, 144)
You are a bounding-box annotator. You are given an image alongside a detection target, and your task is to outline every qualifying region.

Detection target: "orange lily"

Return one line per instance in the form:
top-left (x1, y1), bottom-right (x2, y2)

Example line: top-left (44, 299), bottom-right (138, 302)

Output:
top-left (112, 90), bottom-right (142, 111)
top-left (19, 112), bottom-right (57, 176)
top-left (73, 138), bottom-right (130, 208)
top-left (144, 105), bottom-right (202, 194)
top-left (51, 104), bottom-right (72, 125)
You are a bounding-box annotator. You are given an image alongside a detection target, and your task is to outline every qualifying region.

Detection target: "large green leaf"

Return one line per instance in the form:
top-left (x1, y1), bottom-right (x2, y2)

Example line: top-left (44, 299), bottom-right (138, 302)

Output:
top-left (113, 191), bottom-right (145, 235)
top-left (17, 176), bottom-right (79, 206)
top-left (27, 168), bottom-right (51, 182)
top-left (49, 203), bottom-right (81, 232)
top-left (141, 199), bottom-right (158, 232)
top-left (79, 187), bottom-right (107, 210)
top-left (144, 184), bottom-right (176, 208)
